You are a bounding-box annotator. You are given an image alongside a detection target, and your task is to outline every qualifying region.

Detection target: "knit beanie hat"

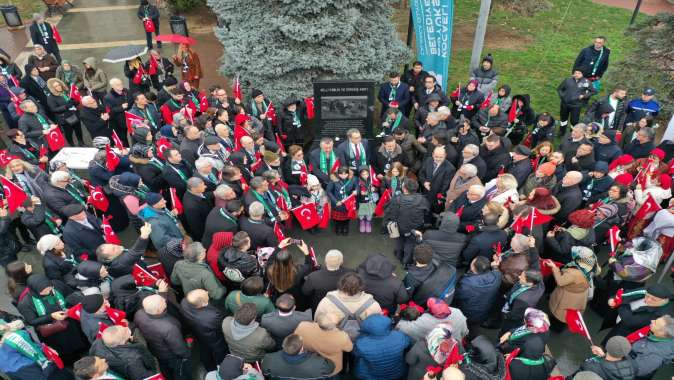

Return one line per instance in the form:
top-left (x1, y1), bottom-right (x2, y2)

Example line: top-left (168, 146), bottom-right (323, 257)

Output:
top-left (146, 192), bottom-right (163, 206)
top-left (537, 162), bottom-right (556, 176)
top-left (605, 336), bottom-right (631, 358)
top-left (81, 293), bottom-right (104, 314)
top-left (36, 234), bottom-right (60, 255)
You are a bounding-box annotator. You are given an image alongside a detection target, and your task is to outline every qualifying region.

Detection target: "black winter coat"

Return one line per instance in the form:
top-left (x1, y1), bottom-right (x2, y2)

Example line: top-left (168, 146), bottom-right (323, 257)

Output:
top-left (509, 158), bottom-right (533, 189)
top-left (162, 161), bottom-right (193, 198)
top-left (134, 309), bottom-right (190, 362)
top-left (301, 267), bottom-right (354, 312)
top-left (62, 214), bottom-right (105, 258)
top-left (43, 184), bottom-right (82, 219)
top-left (357, 253), bottom-right (408, 313)
top-left (182, 191), bottom-right (213, 242)
top-left (104, 88), bottom-right (132, 133)
top-left (383, 193), bottom-right (429, 234)
top-left (573, 45), bottom-right (610, 79)
top-left (89, 339), bottom-right (157, 380)
top-left (447, 192), bottom-right (487, 232)
top-left (239, 216), bottom-right (278, 250)
top-left (262, 351), bottom-right (335, 379)
top-left (179, 298), bottom-right (227, 368)
top-left (19, 75), bottom-right (49, 109)
top-left (418, 158), bottom-right (455, 211)
top-left (553, 183), bottom-right (583, 223)
top-left (422, 214), bottom-right (467, 267)
top-left (457, 155), bottom-right (487, 181)
top-left (480, 141), bottom-right (511, 182)
top-left (103, 237), bottom-right (148, 278)
top-left (461, 226), bottom-right (508, 264)
top-left (455, 270), bottom-right (502, 324)
top-left (18, 111), bottom-right (51, 146)
top-left (46, 93), bottom-right (77, 126)
top-left (42, 250), bottom-right (76, 286)
top-left (130, 155), bottom-right (167, 192)
top-left (580, 357), bottom-right (637, 380)
top-left (0, 215), bottom-right (20, 266)
top-left (80, 104), bottom-right (110, 138)
top-left (557, 76), bottom-right (596, 107)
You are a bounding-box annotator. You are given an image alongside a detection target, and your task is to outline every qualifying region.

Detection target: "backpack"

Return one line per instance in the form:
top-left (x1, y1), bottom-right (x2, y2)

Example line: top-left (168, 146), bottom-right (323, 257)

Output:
top-left (326, 294), bottom-right (375, 340)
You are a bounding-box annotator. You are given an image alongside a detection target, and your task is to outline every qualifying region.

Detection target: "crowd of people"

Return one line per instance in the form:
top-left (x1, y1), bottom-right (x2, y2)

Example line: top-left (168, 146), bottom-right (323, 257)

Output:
top-left (0, 3), bottom-right (672, 380)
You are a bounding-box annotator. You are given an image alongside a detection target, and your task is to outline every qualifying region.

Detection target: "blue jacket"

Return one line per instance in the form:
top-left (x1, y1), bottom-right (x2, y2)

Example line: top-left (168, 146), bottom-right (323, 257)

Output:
top-left (326, 178), bottom-right (357, 212)
top-left (455, 270), bottom-right (502, 324)
top-left (626, 98), bottom-right (660, 124)
top-left (461, 226), bottom-right (508, 264)
top-left (594, 142), bottom-right (622, 164)
top-left (138, 206), bottom-right (182, 247)
top-left (354, 314), bottom-right (411, 380)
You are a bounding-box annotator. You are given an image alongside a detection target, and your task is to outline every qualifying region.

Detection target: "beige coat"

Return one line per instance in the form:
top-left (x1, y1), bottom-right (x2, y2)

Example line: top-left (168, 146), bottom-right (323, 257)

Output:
top-left (314, 290), bottom-right (382, 322)
top-left (444, 175), bottom-right (482, 207)
top-left (294, 321), bottom-right (353, 375)
top-left (548, 267), bottom-right (590, 322)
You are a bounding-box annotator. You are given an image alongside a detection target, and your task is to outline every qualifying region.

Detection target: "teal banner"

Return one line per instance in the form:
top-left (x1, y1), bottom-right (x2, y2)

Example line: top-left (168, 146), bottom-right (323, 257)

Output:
top-left (410, 0), bottom-right (454, 90)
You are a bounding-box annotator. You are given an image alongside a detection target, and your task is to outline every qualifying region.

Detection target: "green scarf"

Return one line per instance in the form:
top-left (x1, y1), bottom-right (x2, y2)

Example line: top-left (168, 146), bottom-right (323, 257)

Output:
top-left (349, 143), bottom-right (367, 167)
top-left (251, 190), bottom-right (275, 220)
top-left (3, 330), bottom-right (49, 368)
top-left (515, 356), bottom-right (545, 366)
top-left (509, 325), bottom-right (533, 341)
top-left (387, 112), bottom-right (402, 132)
top-left (319, 150), bottom-right (336, 174)
top-left (65, 184), bottom-right (86, 206)
top-left (250, 99), bottom-right (268, 117)
top-left (591, 48), bottom-right (604, 77)
top-left (43, 209), bottom-right (61, 235)
top-left (389, 83), bottom-right (398, 102)
top-left (36, 114), bottom-right (50, 130)
top-left (218, 208), bottom-right (237, 224)
top-left (506, 284), bottom-right (531, 310)
top-left (292, 111), bottom-right (302, 128)
top-left (32, 289), bottom-right (66, 316)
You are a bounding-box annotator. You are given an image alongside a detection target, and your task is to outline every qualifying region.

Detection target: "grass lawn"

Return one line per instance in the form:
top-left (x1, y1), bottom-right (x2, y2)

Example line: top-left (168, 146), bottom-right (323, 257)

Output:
top-left (397, 0), bottom-right (645, 116)
top-left (0, 0), bottom-right (45, 27)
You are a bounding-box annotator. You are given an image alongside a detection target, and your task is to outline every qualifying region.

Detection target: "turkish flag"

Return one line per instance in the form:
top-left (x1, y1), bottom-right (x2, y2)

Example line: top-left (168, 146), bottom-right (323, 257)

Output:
top-left (343, 194), bottom-right (357, 219)
top-left (626, 325), bottom-right (650, 343)
top-left (455, 205), bottom-right (465, 218)
top-left (232, 75), bottom-right (242, 101)
top-left (275, 194), bottom-right (288, 213)
top-left (132, 264), bottom-right (158, 287)
top-left (443, 343), bottom-right (464, 367)
top-left (479, 91), bottom-right (492, 110)
top-left (169, 187), bottom-right (183, 214)
top-left (275, 133), bottom-right (286, 154)
top-left (148, 55), bottom-right (158, 75)
top-left (634, 193), bottom-right (662, 220)
top-left (523, 208), bottom-right (553, 230)
top-left (143, 374), bottom-right (166, 380)
top-left (240, 176), bottom-right (249, 193)
top-left (66, 303), bottom-right (82, 321)
top-left (156, 136), bottom-right (172, 160)
top-left (41, 343), bottom-right (64, 369)
top-left (46, 127), bottom-right (66, 152)
top-left (330, 158), bottom-right (341, 174)
top-left (540, 259), bottom-right (563, 277)
top-left (250, 159), bottom-right (262, 173)
top-left (508, 104), bottom-right (519, 123)
top-left (39, 145), bottom-right (48, 171)
top-left (147, 262), bottom-right (168, 282)
top-left (0, 175), bottom-right (28, 213)
top-left (308, 246), bottom-right (319, 269)
top-left (292, 202), bottom-right (319, 230)
top-left (198, 91), bottom-right (209, 113)
top-left (51, 25), bottom-right (62, 44)
top-left (608, 225), bottom-right (621, 256)
top-left (106, 307), bottom-right (127, 326)
top-left (0, 150), bottom-right (16, 166)
top-left (124, 111), bottom-right (144, 134)
top-left (106, 144), bottom-right (120, 172)
top-left (369, 166), bottom-right (381, 187)
top-left (111, 130), bottom-right (125, 150)
top-left (299, 164), bottom-right (308, 186)
top-left (181, 105), bottom-right (194, 124)
top-left (319, 201), bottom-right (330, 229)
top-left (273, 222), bottom-right (285, 242)
top-left (374, 188), bottom-right (392, 217)
top-left (610, 288), bottom-right (624, 308)
top-left (493, 241), bottom-right (503, 259)
top-left (265, 102), bottom-right (277, 125)
top-left (304, 97), bottom-right (315, 120)
top-left (101, 214), bottom-right (121, 244)
top-left (566, 309), bottom-right (592, 341)
top-left (69, 84), bottom-right (81, 104)
top-left (88, 185), bottom-right (110, 212)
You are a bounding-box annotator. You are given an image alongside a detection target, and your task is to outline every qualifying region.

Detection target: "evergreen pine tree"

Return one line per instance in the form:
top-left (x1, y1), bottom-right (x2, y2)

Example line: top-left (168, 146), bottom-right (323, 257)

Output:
top-left (208, 0), bottom-right (410, 101)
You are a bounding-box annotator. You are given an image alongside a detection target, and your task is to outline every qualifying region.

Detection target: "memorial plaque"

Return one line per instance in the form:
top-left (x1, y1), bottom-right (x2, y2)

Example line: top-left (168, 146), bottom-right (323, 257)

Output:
top-left (313, 80), bottom-right (376, 139)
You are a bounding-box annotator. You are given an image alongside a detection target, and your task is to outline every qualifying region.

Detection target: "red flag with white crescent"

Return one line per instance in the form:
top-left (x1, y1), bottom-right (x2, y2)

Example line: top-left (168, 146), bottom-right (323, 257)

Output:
top-left (479, 91), bottom-right (493, 110)
top-left (124, 111), bottom-right (144, 134)
top-left (608, 225), bottom-right (621, 257)
top-left (0, 175), bottom-right (28, 213)
top-left (374, 188), bottom-right (392, 217)
top-left (111, 130), bottom-right (125, 150)
top-left (198, 91), bottom-right (209, 113)
top-left (369, 165), bottom-right (381, 187)
top-left (273, 222), bottom-right (285, 242)
top-left (0, 150), bottom-right (15, 166)
top-left (69, 84), bottom-right (81, 104)
top-left (51, 24), bottom-right (62, 44)
top-left (46, 127), bottom-right (66, 152)
top-left (275, 133), bottom-right (286, 154)
top-left (132, 264), bottom-right (158, 287)
top-left (331, 158), bottom-right (341, 174)
top-left (455, 205), bottom-right (465, 218)
top-left (87, 184), bottom-right (110, 212)
top-left (503, 347), bottom-right (520, 380)
top-left (634, 193), bottom-right (662, 220)
top-left (610, 288), bottom-right (624, 308)
top-left (232, 74), bottom-right (242, 101)
top-left (540, 259), bottom-right (563, 277)
top-left (343, 194), bottom-right (357, 220)
top-left (292, 202), bottom-right (319, 230)
top-left (105, 144), bottom-right (120, 172)
top-left (146, 262), bottom-right (168, 283)
top-left (565, 309), bottom-right (592, 342)
top-left (156, 136), bottom-right (172, 160)
top-left (41, 343), bottom-right (64, 369)
top-left (101, 214), bottom-right (121, 244)
top-left (169, 187), bottom-right (183, 214)
top-left (319, 201), bottom-right (330, 229)
top-left (308, 245), bottom-right (319, 269)
top-left (265, 101), bottom-right (277, 125)
top-left (106, 307), bottom-right (127, 326)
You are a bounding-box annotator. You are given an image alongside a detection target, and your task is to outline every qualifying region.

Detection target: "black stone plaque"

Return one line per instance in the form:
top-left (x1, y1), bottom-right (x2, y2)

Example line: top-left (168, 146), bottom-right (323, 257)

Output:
top-left (313, 80), bottom-right (376, 139)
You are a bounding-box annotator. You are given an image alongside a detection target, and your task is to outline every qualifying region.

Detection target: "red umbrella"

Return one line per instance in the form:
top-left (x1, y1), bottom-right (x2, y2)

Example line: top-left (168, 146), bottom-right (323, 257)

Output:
top-left (155, 34), bottom-right (197, 45)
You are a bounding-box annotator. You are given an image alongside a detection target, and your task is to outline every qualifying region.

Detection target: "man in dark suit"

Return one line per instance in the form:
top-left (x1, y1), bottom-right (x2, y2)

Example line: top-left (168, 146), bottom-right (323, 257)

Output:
top-left (457, 144), bottom-right (487, 181)
top-left (29, 14), bottom-right (61, 62)
top-left (179, 289), bottom-right (227, 371)
top-left (162, 148), bottom-right (193, 198)
top-left (508, 145), bottom-right (533, 189)
top-left (202, 200), bottom-right (242, 250)
top-left (239, 201), bottom-right (279, 250)
top-left (308, 137), bottom-right (338, 187)
top-left (377, 72), bottom-right (412, 116)
top-left (260, 294), bottom-right (312, 349)
top-left (419, 146), bottom-right (456, 214)
top-left (182, 177), bottom-right (213, 242)
top-left (337, 128), bottom-right (370, 171)
top-left (243, 177), bottom-right (286, 225)
top-left (447, 185), bottom-right (488, 233)
top-left (43, 170), bottom-right (87, 220)
top-left (62, 204), bottom-right (105, 259)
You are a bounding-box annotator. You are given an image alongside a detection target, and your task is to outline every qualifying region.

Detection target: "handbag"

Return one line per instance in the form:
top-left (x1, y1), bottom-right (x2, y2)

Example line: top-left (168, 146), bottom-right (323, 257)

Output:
top-left (387, 221), bottom-right (399, 238)
top-left (36, 319), bottom-right (69, 337)
top-left (143, 19), bottom-right (155, 33)
top-left (64, 114), bottom-right (79, 126)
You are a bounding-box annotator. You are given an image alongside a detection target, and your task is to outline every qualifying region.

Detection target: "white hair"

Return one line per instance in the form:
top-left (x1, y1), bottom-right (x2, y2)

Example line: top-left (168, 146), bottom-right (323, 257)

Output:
top-left (460, 163), bottom-right (478, 177)
top-left (437, 106), bottom-right (451, 116)
top-left (142, 294), bottom-right (167, 315)
top-left (468, 184), bottom-right (486, 198)
top-left (463, 144), bottom-right (479, 156)
top-left (214, 184), bottom-right (232, 199)
top-left (194, 157), bottom-right (212, 170)
top-left (248, 201), bottom-right (265, 218)
top-left (50, 170), bottom-right (70, 186)
top-left (109, 77), bottom-right (122, 87)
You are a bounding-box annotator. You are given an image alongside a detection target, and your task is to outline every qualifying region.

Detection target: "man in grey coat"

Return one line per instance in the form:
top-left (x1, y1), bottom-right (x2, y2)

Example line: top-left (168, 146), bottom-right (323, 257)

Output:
top-left (261, 294), bottom-right (312, 349)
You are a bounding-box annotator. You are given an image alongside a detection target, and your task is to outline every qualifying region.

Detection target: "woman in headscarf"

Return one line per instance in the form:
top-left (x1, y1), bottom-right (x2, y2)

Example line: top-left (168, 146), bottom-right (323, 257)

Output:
top-left (37, 234), bottom-right (77, 287)
top-left (506, 335), bottom-right (555, 380)
top-left (74, 260), bottom-right (111, 297)
top-left (608, 154), bottom-right (634, 179)
top-left (460, 335), bottom-right (505, 380)
top-left (499, 307), bottom-right (550, 354)
top-left (545, 209), bottom-right (596, 262)
top-left (594, 184), bottom-right (634, 245)
top-left (405, 323), bottom-right (459, 380)
top-left (546, 246), bottom-right (598, 331)
top-left (16, 274), bottom-right (87, 365)
top-left (524, 187), bottom-right (560, 219)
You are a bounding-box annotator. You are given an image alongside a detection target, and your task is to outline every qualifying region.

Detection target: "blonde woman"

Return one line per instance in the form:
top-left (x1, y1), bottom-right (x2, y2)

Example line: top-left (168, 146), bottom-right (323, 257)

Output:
top-left (484, 173), bottom-right (519, 207)
top-left (5, 158), bottom-right (48, 199)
